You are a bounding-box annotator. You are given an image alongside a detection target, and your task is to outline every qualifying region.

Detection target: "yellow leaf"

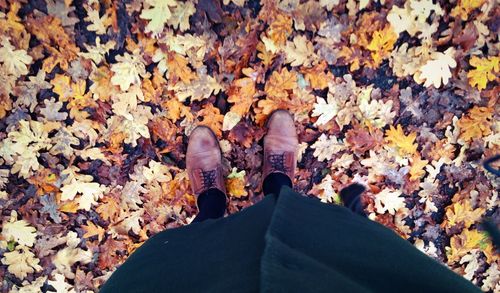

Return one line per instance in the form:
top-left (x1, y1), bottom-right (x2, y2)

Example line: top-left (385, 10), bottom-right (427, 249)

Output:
top-left (467, 56), bottom-right (499, 90)
top-left (59, 200), bottom-right (79, 213)
top-left (456, 106), bottom-right (493, 142)
top-left (385, 125), bottom-right (417, 156)
top-left (451, 0), bottom-right (486, 21)
top-left (366, 25), bottom-right (398, 67)
top-left (447, 229), bottom-right (490, 264)
top-left (409, 155), bottom-right (428, 181)
top-left (442, 201), bottom-right (485, 232)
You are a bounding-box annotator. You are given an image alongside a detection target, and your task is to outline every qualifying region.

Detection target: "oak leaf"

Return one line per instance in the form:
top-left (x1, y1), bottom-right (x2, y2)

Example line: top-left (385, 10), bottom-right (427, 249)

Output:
top-left (442, 201), bottom-right (485, 232)
top-left (96, 197), bottom-right (121, 222)
top-left (311, 95), bottom-right (338, 126)
top-left (110, 52), bottom-right (147, 91)
top-left (140, 0), bottom-right (177, 35)
top-left (374, 188), bottom-right (405, 215)
top-left (198, 104), bottom-right (224, 137)
top-left (167, 1), bottom-right (196, 32)
top-left (467, 55), bottom-right (499, 90)
top-left (415, 48), bottom-right (456, 88)
top-left (0, 36), bottom-right (32, 77)
top-left (385, 125), bottom-right (418, 156)
top-left (456, 106), bottom-right (493, 142)
top-left (1, 245), bottom-right (42, 279)
top-left (451, 0), bottom-right (486, 21)
top-left (366, 25), bottom-right (397, 67)
top-left (264, 68), bottom-right (297, 99)
top-left (284, 35), bottom-right (316, 67)
top-left (311, 134), bottom-right (346, 162)
top-left (82, 221), bottom-right (106, 243)
top-left (267, 13), bottom-right (292, 46)
top-left (1, 211), bottom-right (37, 247)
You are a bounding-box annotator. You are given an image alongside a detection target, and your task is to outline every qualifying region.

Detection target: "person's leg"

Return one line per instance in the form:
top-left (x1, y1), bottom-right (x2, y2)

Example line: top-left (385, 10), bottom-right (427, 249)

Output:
top-left (262, 110), bottom-right (298, 196)
top-left (186, 126), bottom-right (228, 222)
top-left (339, 183), bottom-right (367, 217)
top-left (193, 188), bottom-right (227, 222)
top-left (262, 173), bottom-right (292, 196)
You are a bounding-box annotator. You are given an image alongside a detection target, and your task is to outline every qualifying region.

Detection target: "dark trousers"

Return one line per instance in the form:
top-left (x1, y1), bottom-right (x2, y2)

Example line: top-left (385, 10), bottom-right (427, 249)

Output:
top-left (193, 172), bottom-right (295, 222)
top-left (101, 176), bottom-right (480, 293)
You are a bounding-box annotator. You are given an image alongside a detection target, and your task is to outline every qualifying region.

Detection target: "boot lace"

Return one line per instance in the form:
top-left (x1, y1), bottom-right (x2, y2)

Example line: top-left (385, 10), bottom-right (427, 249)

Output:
top-left (268, 153), bottom-right (288, 172)
top-left (201, 170), bottom-right (217, 190)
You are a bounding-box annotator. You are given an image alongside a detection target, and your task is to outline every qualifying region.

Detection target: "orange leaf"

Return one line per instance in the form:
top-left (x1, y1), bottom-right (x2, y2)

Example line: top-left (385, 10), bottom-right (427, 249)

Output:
top-left (167, 52), bottom-right (196, 84)
top-left (264, 68), bottom-right (297, 99)
top-left (228, 77), bottom-right (256, 117)
top-left (267, 13), bottom-right (292, 46)
top-left (96, 197), bottom-right (121, 222)
top-left (83, 221), bottom-right (106, 243)
top-left (198, 104), bottom-right (224, 137)
top-left (456, 106), bottom-right (493, 142)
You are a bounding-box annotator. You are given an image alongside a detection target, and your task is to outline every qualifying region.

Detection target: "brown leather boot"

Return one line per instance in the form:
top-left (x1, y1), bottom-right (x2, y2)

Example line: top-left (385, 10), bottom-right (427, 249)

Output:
top-left (186, 126), bottom-right (227, 197)
top-left (262, 110), bottom-right (298, 186)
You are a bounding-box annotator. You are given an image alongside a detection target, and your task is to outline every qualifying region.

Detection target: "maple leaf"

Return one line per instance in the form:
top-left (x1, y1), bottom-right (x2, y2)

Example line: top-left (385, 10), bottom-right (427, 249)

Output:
top-left (311, 134), bottom-right (346, 162)
top-left (1, 245), bottom-right (42, 279)
top-left (1, 211), bottom-right (37, 247)
top-left (456, 106), bottom-right (493, 142)
top-left (83, 221), bottom-right (106, 243)
top-left (0, 36), bottom-right (32, 77)
top-left (385, 125), bottom-right (418, 157)
top-left (442, 201), bottom-right (485, 232)
top-left (226, 168), bottom-right (248, 198)
top-left (467, 55), bottom-right (499, 90)
top-left (110, 52), bottom-right (147, 91)
top-left (415, 48), bottom-right (457, 88)
top-left (374, 188), bottom-right (405, 215)
top-left (140, 0), bottom-right (177, 36)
